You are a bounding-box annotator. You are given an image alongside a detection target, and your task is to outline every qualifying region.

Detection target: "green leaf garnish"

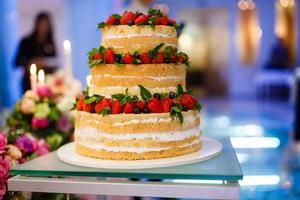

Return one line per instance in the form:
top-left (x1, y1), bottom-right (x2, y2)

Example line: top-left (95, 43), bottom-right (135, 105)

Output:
top-left (170, 105), bottom-right (184, 124)
top-left (99, 107), bottom-right (111, 116)
top-left (84, 95), bottom-right (103, 104)
top-left (194, 103), bottom-right (202, 112)
top-left (99, 46), bottom-right (106, 54)
top-left (97, 22), bottom-right (105, 29)
top-left (149, 43), bottom-right (164, 58)
top-left (138, 85), bottom-right (152, 101)
top-left (177, 84), bottom-right (184, 95)
top-left (112, 14), bottom-right (121, 20)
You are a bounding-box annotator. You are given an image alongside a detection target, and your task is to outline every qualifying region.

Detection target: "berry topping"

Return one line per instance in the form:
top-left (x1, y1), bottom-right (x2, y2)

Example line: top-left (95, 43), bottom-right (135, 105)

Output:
top-left (136, 101), bottom-right (146, 110)
top-left (93, 52), bottom-right (101, 60)
top-left (168, 92), bottom-right (176, 99)
top-left (111, 100), bottom-right (123, 114)
top-left (167, 18), bottom-right (176, 25)
top-left (104, 49), bottom-right (115, 64)
top-left (134, 15), bottom-right (149, 25)
top-left (181, 94), bottom-right (197, 110)
top-left (76, 99), bottom-right (84, 111)
top-left (160, 16), bottom-right (169, 25)
top-left (123, 102), bottom-right (135, 113)
top-left (106, 15), bottom-right (117, 25)
top-left (147, 98), bottom-right (163, 113)
top-left (152, 52), bottom-right (164, 64)
top-left (120, 11), bottom-right (136, 25)
top-left (139, 52), bottom-right (151, 64)
top-left (95, 98), bottom-right (111, 113)
top-left (134, 107), bottom-right (141, 114)
top-left (153, 93), bottom-right (161, 100)
top-left (123, 53), bottom-right (134, 64)
top-left (162, 98), bottom-right (172, 112)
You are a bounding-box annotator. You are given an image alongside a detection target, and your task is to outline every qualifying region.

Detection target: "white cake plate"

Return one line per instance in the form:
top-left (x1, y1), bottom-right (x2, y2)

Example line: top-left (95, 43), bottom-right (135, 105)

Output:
top-left (57, 137), bottom-right (223, 169)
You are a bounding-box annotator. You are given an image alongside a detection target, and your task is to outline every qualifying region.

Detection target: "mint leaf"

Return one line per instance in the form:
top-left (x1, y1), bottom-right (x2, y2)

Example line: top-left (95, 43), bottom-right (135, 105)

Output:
top-left (177, 84), bottom-right (184, 95)
top-left (112, 14), bottom-right (121, 20)
top-left (89, 59), bottom-right (101, 68)
top-left (97, 22), bottom-right (105, 29)
top-left (149, 43), bottom-right (164, 58)
top-left (194, 103), bottom-right (202, 112)
top-left (87, 48), bottom-right (98, 60)
top-left (99, 46), bottom-right (106, 55)
top-left (138, 85), bottom-right (152, 101)
top-left (99, 107), bottom-right (111, 116)
top-left (84, 95), bottom-right (103, 104)
top-left (170, 105), bottom-right (184, 124)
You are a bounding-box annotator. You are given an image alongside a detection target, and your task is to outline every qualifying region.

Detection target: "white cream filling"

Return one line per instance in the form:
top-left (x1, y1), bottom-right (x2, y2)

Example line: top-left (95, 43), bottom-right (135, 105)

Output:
top-left (75, 126), bottom-right (200, 142)
top-left (103, 33), bottom-right (173, 39)
top-left (92, 74), bottom-right (185, 81)
top-left (77, 139), bottom-right (200, 153)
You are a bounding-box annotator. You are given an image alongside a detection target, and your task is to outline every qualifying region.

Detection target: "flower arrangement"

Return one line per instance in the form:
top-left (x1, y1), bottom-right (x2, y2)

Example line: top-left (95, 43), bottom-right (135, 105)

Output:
top-left (0, 72), bottom-right (80, 199)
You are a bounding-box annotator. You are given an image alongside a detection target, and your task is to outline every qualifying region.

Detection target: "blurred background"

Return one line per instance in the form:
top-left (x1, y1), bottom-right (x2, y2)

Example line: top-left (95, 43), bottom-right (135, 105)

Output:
top-left (1, 0), bottom-right (300, 199)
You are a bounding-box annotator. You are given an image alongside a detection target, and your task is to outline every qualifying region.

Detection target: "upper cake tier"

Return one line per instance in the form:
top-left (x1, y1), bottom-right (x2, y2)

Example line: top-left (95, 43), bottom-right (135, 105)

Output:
top-left (101, 25), bottom-right (177, 54)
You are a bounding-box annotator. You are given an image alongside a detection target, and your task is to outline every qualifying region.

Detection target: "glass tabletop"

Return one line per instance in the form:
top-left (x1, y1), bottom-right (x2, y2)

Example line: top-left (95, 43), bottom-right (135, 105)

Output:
top-left (10, 137), bottom-right (243, 181)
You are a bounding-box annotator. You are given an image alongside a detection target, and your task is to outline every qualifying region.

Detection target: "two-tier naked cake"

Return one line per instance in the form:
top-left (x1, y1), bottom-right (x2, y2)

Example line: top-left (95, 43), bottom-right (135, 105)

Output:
top-left (74, 9), bottom-right (202, 160)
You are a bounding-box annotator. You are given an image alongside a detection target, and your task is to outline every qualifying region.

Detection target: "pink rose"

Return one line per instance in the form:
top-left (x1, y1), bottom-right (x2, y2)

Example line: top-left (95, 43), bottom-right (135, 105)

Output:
top-left (36, 139), bottom-right (50, 156)
top-left (0, 132), bottom-right (7, 154)
top-left (20, 98), bottom-right (36, 114)
top-left (32, 117), bottom-right (49, 129)
top-left (0, 156), bottom-right (9, 183)
top-left (36, 85), bottom-right (53, 98)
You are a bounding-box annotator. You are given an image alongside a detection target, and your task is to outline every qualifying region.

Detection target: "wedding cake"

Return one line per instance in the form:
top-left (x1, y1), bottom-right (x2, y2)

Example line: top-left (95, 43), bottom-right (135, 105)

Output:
top-left (74, 9), bottom-right (202, 160)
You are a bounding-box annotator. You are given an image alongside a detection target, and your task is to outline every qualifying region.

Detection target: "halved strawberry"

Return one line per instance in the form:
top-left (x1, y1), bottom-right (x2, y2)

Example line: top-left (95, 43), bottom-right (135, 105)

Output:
top-left (106, 15), bottom-right (117, 25)
top-left (160, 17), bottom-right (169, 25)
top-left (111, 100), bottom-right (123, 114)
top-left (93, 52), bottom-right (101, 60)
top-left (95, 98), bottom-right (112, 113)
top-left (152, 52), bottom-right (164, 64)
top-left (177, 52), bottom-right (188, 63)
top-left (147, 98), bottom-right (163, 113)
top-left (181, 94), bottom-right (197, 110)
top-left (136, 101), bottom-right (146, 110)
top-left (139, 52), bottom-right (151, 64)
top-left (123, 102), bottom-right (134, 113)
top-left (120, 11), bottom-right (136, 25)
top-left (122, 53), bottom-right (134, 64)
top-left (134, 15), bottom-right (149, 25)
top-left (162, 98), bottom-right (172, 112)
top-left (83, 103), bottom-right (92, 112)
top-left (104, 49), bottom-right (115, 64)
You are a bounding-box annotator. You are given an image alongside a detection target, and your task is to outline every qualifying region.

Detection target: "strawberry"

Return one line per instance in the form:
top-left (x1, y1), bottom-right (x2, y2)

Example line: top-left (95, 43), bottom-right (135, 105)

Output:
top-left (106, 15), bottom-right (117, 25)
top-left (122, 53), bottom-right (134, 64)
top-left (123, 102), bottom-right (134, 113)
top-left (76, 99), bottom-right (84, 111)
top-left (111, 100), bottom-right (123, 114)
top-left (95, 98), bottom-right (112, 113)
top-left (152, 52), bottom-right (164, 64)
top-left (147, 98), bottom-right (163, 113)
top-left (104, 49), bottom-right (115, 64)
top-left (134, 15), bottom-right (149, 25)
top-left (162, 98), bottom-right (172, 112)
top-left (160, 17), bottom-right (169, 25)
top-left (169, 54), bottom-right (177, 63)
top-left (93, 52), bottom-right (101, 60)
top-left (83, 103), bottom-right (93, 112)
top-left (172, 98), bottom-right (181, 105)
top-left (153, 17), bottom-right (161, 25)
top-left (177, 52), bottom-right (188, 63)
top-left (168, 18), bottom-right (176, 25)
top-left (139, 52), bottom-right (151, 64)
top-left (120, 11), bottom-right (136, 25)
top-left (136, 101), bottom-right (146, 110)
top-left (181, 94), bottom-right (197, 110)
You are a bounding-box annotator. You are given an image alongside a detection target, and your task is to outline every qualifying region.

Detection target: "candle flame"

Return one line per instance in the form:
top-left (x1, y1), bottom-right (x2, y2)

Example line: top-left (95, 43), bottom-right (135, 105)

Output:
top-left (63, 40), bottom-right (71, 50)
top-left (30, 64), bottom-right (37, 75)
top-left (38, 70), bottom-right (45, 83)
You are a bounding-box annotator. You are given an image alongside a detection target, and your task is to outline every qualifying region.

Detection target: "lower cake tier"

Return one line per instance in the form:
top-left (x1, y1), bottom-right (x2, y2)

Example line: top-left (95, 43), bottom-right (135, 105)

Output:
top-left (74, 110), bottom-right (201, 160)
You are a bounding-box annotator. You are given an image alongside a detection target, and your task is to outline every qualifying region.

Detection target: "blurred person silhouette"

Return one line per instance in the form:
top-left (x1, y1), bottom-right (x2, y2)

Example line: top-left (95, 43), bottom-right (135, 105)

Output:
top-left (265, 37), bottom-right (289, 70)
top-left (15, 12), bottom-right (58, 93)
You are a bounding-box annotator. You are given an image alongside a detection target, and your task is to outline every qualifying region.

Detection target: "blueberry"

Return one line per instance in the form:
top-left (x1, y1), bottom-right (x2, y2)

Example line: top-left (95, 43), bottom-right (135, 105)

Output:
top-left (90, 107), bottom-right (96, 113)
top-left (143, 108), bottom-right (150, 113)
top-left (127, 20), bottom-right (134, 26)
top-left (182, 106), bottom-right (188, 111)
top-left (153, 93), bottom-right (161, 100)
top-left (169, 92), bottom-right (176, 99)
top-left (134, 107), bottom-right (141, 114)
top-left (115, 54), bottom-right (123, 63)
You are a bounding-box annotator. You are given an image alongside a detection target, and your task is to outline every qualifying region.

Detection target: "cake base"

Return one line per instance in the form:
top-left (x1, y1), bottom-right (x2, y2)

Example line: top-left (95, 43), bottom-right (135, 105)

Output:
top-left (57, 137), bottom-right (223, 169)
